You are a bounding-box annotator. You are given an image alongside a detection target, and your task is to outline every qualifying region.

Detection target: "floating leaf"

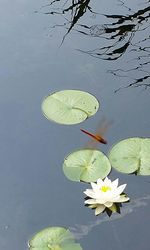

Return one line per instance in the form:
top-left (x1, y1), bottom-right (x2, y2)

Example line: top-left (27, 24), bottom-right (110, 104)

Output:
top-left (63, 149), bottom-right (111, 182)
top-left (42, 90), bottom-right (99, 125)
top-left (109, 138), bottom-right (150, 175)
top-left (28, 227), bottom-right (82, 250)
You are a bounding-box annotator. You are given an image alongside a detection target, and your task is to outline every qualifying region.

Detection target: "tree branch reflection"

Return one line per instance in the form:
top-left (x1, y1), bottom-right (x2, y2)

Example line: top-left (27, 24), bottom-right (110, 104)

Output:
top-left (77, 1), bottom-right (150, 91)
top-left (44, 0), bottom-right (94, 44)
top-left (44, 0), bottom-right (150, 91)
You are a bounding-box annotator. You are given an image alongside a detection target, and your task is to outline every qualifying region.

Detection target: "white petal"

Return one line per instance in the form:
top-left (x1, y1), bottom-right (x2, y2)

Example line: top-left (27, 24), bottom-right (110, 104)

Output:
top-left (110, 194), bottom-right (130, 203)
top-left (116, 196), bottom-right (130, 203)
top-left (95, 198), bottom-right (107, 204)
top-left (97, 192), bottom-right (113, 201)
top-left (95, 205), bottom-right (105, 215)
top-left (110, 195), bottom-right (121, 202)
top-left (84, 190), bottom-right (96, 198)
top-left (104, 201), bottom-right (113, 207)
top-left (111, 178), bottom-right (119, 189)
top-left (104, 176), bottom-right (109, 182)
top-left (83, 189), bottom-right (91, 194)
top-left (97, 178), bottom-right (104, 187)
top-left (84, 188), bottom-right (92, 193)
top-left (116, 184), bottom-right (127, 195)
top-left (104, 177), bottom-right (111, 186)
top-left (85, 199), bottom-right (97, 204)
top-left (91, 182), bottom-right (99, 191)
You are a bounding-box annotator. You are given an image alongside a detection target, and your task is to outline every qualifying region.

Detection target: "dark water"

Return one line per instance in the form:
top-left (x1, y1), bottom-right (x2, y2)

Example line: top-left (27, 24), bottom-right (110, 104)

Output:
top-left (0, 0), bottom-right (150, 249)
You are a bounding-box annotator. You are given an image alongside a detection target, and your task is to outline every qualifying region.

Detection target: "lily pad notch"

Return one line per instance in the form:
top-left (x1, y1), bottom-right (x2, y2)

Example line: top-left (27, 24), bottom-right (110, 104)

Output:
top-left (42, 90), bottom-right (99, 125)
top-left (63, 149), bottom-right (111, 182)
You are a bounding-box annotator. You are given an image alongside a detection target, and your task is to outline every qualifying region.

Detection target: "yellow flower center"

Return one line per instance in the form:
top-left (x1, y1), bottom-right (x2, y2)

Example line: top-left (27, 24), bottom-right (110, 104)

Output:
top-left (101, 185), bottom-right (111, 192)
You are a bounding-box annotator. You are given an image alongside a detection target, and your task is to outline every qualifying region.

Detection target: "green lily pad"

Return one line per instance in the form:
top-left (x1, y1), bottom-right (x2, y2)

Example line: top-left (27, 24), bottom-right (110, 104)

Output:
top-left (63, 149), bottom-right (111, 182)
top-left (28, 227), bottom-right (82, 250)
top-left (109, 138), bottom-right (150, 175)
top-left (42, 90), bottom-right (99, 125)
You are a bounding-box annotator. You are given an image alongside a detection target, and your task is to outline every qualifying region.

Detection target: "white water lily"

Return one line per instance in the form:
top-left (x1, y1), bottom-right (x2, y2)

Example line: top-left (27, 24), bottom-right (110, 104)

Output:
top-left (84, 177), bottom-right (130, 215)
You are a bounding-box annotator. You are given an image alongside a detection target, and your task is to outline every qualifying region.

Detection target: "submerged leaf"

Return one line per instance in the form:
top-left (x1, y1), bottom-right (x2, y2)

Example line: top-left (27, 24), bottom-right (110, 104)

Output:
top-left (28, 227), bottom-right (82, 250)
top-left (42, 90), bottom-right (99, 125)
top-left (63, 149), bottom-right (111, 182)
top-left (109, 138), bottom-right (150, 175)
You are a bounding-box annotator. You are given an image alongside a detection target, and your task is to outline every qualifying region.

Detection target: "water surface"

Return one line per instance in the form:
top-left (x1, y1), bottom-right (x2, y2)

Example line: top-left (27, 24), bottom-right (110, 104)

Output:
top-left (0, 0), bottom-right (150, 249)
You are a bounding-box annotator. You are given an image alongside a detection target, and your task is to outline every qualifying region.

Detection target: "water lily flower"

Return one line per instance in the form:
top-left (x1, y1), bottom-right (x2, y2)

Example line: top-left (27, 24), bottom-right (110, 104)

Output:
top-left (84, 177), bottom-right (130, 215)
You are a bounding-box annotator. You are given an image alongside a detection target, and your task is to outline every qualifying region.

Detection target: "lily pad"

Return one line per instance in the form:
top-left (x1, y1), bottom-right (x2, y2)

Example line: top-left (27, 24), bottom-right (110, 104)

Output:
top-left (63, 149), bottom-right (111, 182)
top-left (28, 227), bottom-right (82, 250)
top-left (109, 138), bottom-right (150, 175)
top-left (42, 90), bottom-right (99, 125)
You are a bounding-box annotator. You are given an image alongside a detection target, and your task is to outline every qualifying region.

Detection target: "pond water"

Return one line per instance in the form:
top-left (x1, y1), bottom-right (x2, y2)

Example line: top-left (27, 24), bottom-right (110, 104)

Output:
top-left (0, 0), bottom-right (150, 249)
